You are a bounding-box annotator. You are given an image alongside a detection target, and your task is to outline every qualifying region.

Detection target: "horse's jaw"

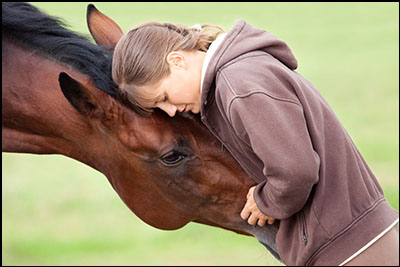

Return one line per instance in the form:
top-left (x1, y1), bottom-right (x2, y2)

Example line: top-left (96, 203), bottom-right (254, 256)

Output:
top-left (251, 223), bottom-right (281, 261)
top-left (193, 217), bottom-right (281, 262)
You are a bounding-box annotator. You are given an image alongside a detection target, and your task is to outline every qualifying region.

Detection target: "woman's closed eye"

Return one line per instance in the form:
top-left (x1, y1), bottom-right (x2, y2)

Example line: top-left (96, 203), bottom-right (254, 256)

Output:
top-left (154, 95), bottom-right (168, 106)
top-left (157, 95), bottom-right (167, 104)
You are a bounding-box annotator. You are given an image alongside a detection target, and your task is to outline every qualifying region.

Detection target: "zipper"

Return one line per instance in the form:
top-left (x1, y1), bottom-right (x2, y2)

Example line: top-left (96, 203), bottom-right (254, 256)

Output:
top-left (300, 211), bottom-right (308, 245)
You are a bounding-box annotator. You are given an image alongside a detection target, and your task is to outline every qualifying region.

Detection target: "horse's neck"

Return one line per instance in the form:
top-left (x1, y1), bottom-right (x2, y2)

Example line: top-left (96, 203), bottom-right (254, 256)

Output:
top-left (2, 40), bottom-right (92, 159)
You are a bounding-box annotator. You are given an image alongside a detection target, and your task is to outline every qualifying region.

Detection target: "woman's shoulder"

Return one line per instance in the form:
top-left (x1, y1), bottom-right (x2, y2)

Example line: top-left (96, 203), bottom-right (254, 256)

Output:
top-left (215, 50), bottom-right (300, 104)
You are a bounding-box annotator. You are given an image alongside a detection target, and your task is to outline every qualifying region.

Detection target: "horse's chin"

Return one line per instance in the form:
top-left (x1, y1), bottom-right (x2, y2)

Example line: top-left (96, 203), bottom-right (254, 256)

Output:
top-left (251, 222), bottom-right (281, 262)
top-left (257, 237), bottom-right (281, 261)
top-left (218, 219), bottom-right (281, 261)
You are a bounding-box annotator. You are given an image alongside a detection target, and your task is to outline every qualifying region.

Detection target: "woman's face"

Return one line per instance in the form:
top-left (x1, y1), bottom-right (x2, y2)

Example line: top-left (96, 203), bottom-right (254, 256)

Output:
top-left (142, 50), bottom-right (205, 117)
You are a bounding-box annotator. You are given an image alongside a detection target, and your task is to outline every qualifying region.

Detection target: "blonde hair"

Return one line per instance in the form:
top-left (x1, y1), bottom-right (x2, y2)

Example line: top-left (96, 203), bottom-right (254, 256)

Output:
top-left (112, 21), bottom-right (225, 115)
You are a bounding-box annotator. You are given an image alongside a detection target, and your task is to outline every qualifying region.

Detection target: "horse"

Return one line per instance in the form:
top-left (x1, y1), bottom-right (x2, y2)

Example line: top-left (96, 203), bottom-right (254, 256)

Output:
top-left (2, 1), bottom-right (280, 263)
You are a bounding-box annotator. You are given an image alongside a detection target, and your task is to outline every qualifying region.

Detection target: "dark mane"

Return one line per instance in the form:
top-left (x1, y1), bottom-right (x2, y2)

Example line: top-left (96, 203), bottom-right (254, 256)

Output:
top-left (2, 2), bottom-right (116, 97)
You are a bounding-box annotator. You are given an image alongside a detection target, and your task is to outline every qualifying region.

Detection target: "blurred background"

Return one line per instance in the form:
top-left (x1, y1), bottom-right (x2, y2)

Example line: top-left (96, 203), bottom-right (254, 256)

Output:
top-left (2, 2), bottom-right (398, 265)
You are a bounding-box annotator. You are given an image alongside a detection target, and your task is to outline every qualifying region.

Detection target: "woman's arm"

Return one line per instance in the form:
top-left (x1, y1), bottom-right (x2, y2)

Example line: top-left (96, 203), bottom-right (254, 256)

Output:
top-left (229, 92), bottom-right (320, 220)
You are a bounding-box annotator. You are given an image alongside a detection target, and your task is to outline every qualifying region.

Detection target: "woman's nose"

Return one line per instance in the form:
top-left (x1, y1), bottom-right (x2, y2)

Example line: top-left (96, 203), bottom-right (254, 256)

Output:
top-left (161, 104), bottom-right (177, 117)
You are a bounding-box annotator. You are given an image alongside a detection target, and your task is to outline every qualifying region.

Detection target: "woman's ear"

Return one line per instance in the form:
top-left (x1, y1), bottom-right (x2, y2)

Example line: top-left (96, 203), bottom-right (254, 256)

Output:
top-left (166, 51), bottom-right (186, 70)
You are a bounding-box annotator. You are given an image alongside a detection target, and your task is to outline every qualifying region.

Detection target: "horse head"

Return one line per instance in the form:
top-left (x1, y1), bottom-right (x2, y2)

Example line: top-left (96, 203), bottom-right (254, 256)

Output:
top-left (2, 2), bottom-right (279, 260)
top-left (58, 70), bottom-right (257, 234)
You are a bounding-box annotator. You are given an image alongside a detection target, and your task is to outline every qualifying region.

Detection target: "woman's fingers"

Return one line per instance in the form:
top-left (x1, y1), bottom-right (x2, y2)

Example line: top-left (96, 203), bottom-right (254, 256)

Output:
top-left (242, 209), bottom-right (275, 226)
top-left (247, 213), bottom-right (259, 225)
top-left (240, 205), bottom-right (251, 220)
top-left (241, 186), bottom-right (276, 227)
top-left (257, 218), bottom-right (266, 227)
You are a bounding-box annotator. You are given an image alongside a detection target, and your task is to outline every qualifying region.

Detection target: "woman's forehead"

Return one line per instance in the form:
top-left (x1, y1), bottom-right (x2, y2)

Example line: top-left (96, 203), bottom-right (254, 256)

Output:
top-left (139, 82), bottom-right (165, 107)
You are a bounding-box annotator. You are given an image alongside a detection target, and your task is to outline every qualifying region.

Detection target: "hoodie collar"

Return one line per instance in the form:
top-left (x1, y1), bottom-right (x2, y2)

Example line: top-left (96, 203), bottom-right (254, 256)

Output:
top-left (200, 32), bottom-right (227, 93)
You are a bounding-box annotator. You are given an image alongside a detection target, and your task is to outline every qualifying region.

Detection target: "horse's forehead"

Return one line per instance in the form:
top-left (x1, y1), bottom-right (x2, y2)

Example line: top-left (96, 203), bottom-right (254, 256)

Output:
top-left (138, 116), bottom-right (176, 146)
top-left (118, 111), bottom-right (177, 151)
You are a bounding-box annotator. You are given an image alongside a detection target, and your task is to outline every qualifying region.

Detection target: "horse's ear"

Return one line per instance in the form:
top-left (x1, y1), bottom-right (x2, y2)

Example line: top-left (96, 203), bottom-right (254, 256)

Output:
top-left (87, 4), bottom-right (123, 50)
top-left (58, 72), bottom-right (104, 120)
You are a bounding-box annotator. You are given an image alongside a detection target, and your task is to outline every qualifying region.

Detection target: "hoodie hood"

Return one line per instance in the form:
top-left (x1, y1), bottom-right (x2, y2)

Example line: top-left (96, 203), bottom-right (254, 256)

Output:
top-left (201, 19), bottom-right (298, 107)
top-left (220, 19), bottom-right (298, 70)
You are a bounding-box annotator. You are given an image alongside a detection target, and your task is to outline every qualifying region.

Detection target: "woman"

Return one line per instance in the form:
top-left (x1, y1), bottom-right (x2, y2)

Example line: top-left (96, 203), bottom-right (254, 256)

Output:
top-left (111, 20), bottom-right (399, 265)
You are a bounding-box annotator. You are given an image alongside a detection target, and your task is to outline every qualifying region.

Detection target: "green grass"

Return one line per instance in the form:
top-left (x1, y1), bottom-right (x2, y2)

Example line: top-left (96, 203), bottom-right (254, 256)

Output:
top-left (3, 2), bottom-right (399, 265)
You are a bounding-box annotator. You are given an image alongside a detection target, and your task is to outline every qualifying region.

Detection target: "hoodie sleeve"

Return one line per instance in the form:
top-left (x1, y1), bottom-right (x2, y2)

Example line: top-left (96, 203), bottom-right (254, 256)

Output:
top-left (229, 92), bottom-right (320, 220)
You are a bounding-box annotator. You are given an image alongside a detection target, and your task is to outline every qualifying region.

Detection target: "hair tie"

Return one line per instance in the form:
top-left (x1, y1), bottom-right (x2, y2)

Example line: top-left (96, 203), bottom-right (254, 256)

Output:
top-left (191, 24), bottom-right (202, 31)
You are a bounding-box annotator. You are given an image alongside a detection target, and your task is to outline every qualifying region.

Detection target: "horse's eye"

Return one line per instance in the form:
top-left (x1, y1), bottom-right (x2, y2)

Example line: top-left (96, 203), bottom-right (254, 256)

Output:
top-left (160, 150), bottom-right (186, 166)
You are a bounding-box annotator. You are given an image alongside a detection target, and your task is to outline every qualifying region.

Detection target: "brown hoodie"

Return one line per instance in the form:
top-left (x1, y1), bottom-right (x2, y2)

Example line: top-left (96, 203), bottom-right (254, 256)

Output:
top-left (200, 19), bottom-right (398, 265)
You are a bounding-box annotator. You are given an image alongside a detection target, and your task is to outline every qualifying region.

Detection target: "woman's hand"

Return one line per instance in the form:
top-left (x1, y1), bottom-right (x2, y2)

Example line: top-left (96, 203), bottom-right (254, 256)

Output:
top-left (240, 186), bottom-right (276, 227)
